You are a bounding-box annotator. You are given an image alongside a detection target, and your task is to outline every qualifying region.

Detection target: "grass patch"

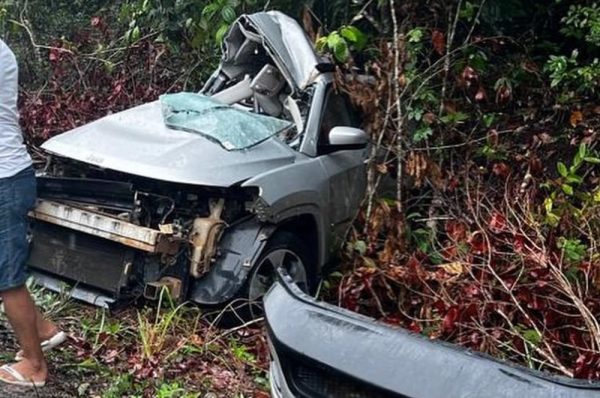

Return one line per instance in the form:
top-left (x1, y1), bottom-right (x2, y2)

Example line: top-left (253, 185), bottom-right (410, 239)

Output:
top-left (0, 281), bottom-right (269, 397)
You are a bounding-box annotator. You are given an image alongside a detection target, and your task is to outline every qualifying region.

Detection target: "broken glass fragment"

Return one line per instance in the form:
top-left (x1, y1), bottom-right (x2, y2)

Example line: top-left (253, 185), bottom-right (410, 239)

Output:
top-left (161, 93), bottom-right (292, 150)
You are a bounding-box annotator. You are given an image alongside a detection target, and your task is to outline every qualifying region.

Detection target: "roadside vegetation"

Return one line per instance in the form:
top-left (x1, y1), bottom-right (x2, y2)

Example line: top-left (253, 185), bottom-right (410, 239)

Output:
top-left (2, 283), bottom-right (269, 397)
top-left (1, 0), bottom-right (599, 395)
top-left (326, 0), bottom-right (600, 380)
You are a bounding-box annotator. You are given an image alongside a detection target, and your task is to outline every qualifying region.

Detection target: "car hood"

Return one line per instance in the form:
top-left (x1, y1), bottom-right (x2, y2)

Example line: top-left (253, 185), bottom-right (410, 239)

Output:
top-left (41, 101), bottom-right (297, 186)
top-left (226, 11), bottom-right (320, 91)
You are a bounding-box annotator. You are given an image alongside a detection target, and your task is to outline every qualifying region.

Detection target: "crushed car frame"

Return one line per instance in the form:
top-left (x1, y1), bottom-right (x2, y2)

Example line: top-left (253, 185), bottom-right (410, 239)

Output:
top-left (28, 11), bottom-right (368, 309)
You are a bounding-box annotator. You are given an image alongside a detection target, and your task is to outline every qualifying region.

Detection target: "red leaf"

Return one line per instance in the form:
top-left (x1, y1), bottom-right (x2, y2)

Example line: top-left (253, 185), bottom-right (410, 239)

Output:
top-left (442, 306), bottom-right (459, 332)
top-left (49, 49), bottom-right (59, 62)
top-left (432, 30), bottom-right (446, 56)
top-left (475, 86), bottom-right (487, 102)
top-left (91, 16), bottom-right (102, 27)
top-left (408, 321), bottom-right (422, 333)
top-left (489, 212), bottom-right (506, 233)
top-left (446, 220), bottom-right (467, 241)
top-left (468, 233), bottom-right (486, 254)
top-left (574, 353), bottom-right (600, 379)
top-left (461, 66), bottom-right (479, 87)
top-left (463, 284), bottom-right (480, 298)
top-left (514, 235), bottom-right (525, 252)
top-left (492, 162), bottom-right (510, 178)
top-left (496, 85), bottom-right (512, 103)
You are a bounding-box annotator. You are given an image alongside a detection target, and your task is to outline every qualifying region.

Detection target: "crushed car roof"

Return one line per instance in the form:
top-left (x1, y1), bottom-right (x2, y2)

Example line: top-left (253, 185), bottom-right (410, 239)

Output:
top-left (226, 11), bottom-right (320, 91)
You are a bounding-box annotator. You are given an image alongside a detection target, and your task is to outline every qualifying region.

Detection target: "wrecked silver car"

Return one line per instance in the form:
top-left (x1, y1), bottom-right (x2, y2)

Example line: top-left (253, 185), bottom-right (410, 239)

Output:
top-left (28, 11), bottom-right (368, 309)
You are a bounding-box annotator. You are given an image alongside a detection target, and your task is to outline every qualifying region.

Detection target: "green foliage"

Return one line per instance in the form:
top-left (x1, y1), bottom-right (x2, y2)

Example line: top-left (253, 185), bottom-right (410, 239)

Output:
top-left (137, 289), bottom-right (191, 360)
top-left (557, 237), bottom-right (587, 264)
top-left (560, 3), bottom-right (600, 45)
top-left (229, 339), bottom-right (257, 363)
top-left (515, 325), bottom-right (542, 347)
top-left (480, 0), bottom-right (529, 28)
top-left (103, 374), bottom-right (142, 398)
top-left (406, 213), bottom-right (444, 264)
top-left (0, 1), bottom-right (9, 33)
top-left (478, 144), bottom-right (506, 161)
top-left (407, 27), bottom-right (424, 43)
top-left (440, 112), bottom-right (469, 125)
top-left (556, 144), bottom-right (600, 197)
top-left (413, 126), bottom-right (433, 143)
top-left (316, 25), bottom-right (368, 62)
top-left (120, 0), bottom-right (260, 52)
top-left (156, 382), bottom-right (199, 398)
top-left (545, 51), bottom-right (600, 94)
top-left (545, 4), bottom-right (600, 95)
top-left (544, 144), bottom-right (600, 227)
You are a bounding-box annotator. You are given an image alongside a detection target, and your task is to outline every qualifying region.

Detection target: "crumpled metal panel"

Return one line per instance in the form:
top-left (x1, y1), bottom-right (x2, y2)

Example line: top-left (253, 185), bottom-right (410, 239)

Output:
top-left (189, 218), bottom-right (274, 305)
top-left (30, 271), bottom-right (116, 309)
top-left (230, 11), bottom-right (320, 91)
top-left (265, 274), bottom-right (600, 398)
top-left (31, 199), bottom-right (164, 252)
top-left (40, 101), bottom-right (298, 186)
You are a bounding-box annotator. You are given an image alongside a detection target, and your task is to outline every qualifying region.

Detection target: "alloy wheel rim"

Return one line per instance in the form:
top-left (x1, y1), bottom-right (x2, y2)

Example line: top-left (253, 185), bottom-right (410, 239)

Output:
top-left (248, 249), bottom-right (308, 302)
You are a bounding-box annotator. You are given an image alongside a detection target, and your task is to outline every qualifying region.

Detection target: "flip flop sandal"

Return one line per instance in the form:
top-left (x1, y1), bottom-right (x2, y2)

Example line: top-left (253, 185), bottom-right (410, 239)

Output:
top-left (0, 364), bottom-right (46, 388)
top-left (15, 331), bottom-right (67, 361)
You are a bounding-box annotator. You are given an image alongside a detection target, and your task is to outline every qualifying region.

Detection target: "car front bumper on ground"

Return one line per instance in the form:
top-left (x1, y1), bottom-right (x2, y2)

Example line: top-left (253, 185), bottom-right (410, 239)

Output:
top-left (264, 272), bottom-right (600, 398)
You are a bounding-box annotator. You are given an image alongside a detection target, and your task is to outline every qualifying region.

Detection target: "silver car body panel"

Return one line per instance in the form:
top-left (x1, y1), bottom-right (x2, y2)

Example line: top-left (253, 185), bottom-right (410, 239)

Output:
top-left (235, 11), bottom-right (319, 91)
top-left (242, 74), bottom-right (367, 267)
top-left (243, 158), bottom-right (329, 262)
top-left (242, 150), bottom-right (366, 267)
top-left (41, 101), bottom-right (298, 187)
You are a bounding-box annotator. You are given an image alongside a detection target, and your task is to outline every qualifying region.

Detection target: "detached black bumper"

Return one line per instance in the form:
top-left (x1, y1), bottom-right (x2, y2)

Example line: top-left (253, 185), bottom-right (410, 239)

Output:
top-left (264, 273), bottom-right (600, 398)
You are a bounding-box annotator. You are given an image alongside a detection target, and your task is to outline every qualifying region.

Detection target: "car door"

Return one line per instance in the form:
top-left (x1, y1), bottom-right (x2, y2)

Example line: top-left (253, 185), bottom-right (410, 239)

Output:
top-left (317, 87), bottom-right (368, 252)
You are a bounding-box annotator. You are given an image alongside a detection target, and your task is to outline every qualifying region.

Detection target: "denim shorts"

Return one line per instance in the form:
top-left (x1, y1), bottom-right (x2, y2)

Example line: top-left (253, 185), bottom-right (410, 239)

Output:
top-left (0, 166), bottom-right (36, 292)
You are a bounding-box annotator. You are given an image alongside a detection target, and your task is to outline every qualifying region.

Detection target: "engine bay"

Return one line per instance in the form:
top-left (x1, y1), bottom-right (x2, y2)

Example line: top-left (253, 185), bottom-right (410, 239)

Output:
top-left (29, 156), bottom-right (259, 306)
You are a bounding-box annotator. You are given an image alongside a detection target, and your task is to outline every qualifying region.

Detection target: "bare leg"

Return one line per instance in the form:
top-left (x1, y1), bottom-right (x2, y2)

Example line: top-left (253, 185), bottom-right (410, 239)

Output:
top-left (34, 308), bottom-right (59, 341)
top-left (0, 286), bottom-right (47, 382)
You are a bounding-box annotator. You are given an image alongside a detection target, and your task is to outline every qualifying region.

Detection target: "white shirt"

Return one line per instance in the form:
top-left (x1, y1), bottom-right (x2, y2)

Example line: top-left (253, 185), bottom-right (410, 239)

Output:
top-left (0, 39), bottom-right (31, 178)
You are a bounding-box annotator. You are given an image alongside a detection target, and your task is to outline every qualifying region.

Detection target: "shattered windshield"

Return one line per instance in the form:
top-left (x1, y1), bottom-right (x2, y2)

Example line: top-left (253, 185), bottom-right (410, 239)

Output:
top-left (160, 93), bottom-right (292, 150)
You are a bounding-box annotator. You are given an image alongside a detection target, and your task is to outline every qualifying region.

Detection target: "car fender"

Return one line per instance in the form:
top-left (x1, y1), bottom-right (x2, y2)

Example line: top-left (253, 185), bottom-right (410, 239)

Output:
top-left (242, 158), bottom-right (330, 267)
top-left (189, 217), bottom-right (275, 306)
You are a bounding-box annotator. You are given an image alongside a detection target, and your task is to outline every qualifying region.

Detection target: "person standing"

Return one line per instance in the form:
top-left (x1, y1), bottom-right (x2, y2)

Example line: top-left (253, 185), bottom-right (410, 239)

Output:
top-left (0, 38), bottom-right (65, 388)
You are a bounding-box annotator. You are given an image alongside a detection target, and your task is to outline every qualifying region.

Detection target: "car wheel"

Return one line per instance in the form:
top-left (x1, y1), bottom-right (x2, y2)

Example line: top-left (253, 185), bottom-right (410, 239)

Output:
top-left (245, 231), bottom-right (317, 318)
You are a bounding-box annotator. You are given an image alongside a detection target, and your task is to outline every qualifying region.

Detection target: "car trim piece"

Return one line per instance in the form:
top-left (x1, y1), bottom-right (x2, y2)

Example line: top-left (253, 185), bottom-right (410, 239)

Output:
top-left (265, 271), bottom-right (600, 398)
top-left (30, 199), bottom-right (170, 253)
top-left (31, 271), bottom-right (116, 309)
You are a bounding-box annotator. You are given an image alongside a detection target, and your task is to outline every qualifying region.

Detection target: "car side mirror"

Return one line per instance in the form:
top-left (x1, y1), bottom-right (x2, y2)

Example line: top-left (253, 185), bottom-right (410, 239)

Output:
top-left (328, 127), bottom-right (369, 150)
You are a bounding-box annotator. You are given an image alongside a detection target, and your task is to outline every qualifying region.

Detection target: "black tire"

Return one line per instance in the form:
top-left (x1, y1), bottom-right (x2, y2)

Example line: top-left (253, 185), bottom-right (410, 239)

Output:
top-left (229, 231), bottom-right (318, 322)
